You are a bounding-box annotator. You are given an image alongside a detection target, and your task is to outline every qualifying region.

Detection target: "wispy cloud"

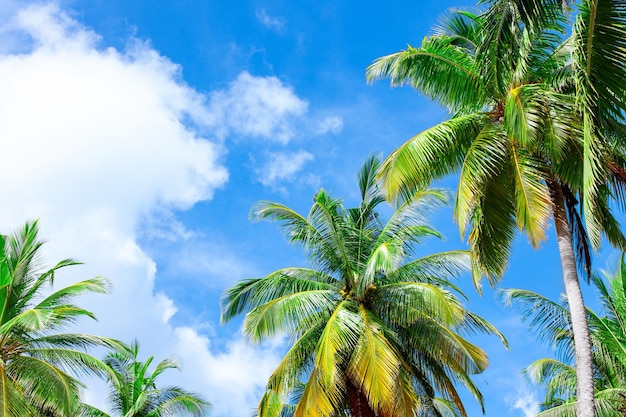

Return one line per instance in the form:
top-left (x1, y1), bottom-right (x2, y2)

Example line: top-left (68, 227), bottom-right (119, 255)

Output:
top-left (255, 8), bottom-right (286, 32)
top-left (255, 150), bottom-right (315, 188)
top-left (317, 115), bottom-right (344, 135)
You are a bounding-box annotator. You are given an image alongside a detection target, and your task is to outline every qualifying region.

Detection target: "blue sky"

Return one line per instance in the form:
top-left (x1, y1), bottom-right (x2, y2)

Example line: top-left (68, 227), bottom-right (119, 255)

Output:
top-left (0, 1), bottom-right (620, 416)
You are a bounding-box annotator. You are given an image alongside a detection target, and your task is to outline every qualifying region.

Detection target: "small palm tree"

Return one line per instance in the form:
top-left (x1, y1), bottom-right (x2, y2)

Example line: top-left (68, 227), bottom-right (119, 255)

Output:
top-left (503, 253), bottom-right (626, 417)
top-left (82, 341), bottom-right (210, 417)
top-left (0, 220), bottom-right (120, 417)
top-left (222, 156), bottom-right (505, 417)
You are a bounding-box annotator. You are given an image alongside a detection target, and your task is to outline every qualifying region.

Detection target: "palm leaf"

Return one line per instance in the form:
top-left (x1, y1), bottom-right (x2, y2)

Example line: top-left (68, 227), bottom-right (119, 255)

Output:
top-left (346, 307), bottom-right (404, 415)
top-left (367, 36), bottom-right (485, 112)
top-left (378, 114), bottom-right (488, 203)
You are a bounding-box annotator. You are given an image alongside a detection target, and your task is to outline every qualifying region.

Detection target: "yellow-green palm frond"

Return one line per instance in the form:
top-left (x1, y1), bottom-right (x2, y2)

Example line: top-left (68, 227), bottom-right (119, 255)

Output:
top-left (221, 268), bottom-right (337, 324)
top-left (346, 307), bottom-right (404, 415)
top-left (294, 303), bottom-right (361, 417)
top-left (386, 250), bottom-right (472, 288)
top-left (243, 289), bottom-right (337, 342)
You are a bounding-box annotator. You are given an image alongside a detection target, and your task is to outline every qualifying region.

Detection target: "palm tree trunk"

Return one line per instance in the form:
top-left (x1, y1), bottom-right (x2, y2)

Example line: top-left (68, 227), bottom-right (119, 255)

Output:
top-left (347, 378), bottom-right (377, 417)
top-left (549, 180), bottom-right (596, 417)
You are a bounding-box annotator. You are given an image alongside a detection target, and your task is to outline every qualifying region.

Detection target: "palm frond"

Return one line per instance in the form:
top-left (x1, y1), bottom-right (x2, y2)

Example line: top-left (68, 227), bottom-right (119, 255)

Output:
top-left (367, 36), bottom-right (485, 112)
top-left (346, 307), bottom-right (404, 415)
top-left (378, 114), bottom-right (488, 204)
top-left (243, 289), bottom-right (337, 342)
top-left (221, 268), bottom-right (337, 323)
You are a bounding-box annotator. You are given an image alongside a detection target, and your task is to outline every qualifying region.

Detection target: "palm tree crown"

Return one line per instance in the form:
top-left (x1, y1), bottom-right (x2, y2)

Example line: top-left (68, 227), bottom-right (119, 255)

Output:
top-left (222, 156), bottom-right (505, 417)
top-left (83, 340), bottom-right (211, 417)
top-left (503, 253), bottom-right (626, 417)
top-left (0, 220), bottom-right (119, 417)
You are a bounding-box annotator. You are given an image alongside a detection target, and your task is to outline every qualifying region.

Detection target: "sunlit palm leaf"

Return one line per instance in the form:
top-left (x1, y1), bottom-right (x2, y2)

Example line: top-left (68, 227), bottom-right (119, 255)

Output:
top-left (243, 289), bottom-right (337, 342)
top-left (367, 37), bottom-right (485, 112)
top-left (378, 114), bottom-right (488, 203)
top-left (346, 307), bottom-right (403, 415)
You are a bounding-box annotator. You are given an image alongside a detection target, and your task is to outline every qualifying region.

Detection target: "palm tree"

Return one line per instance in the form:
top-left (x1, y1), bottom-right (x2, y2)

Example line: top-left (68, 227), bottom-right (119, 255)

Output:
top-left (0, 220), bottom-right (120, 417)
top-left (222, 156), bottom-right (506, 417)
top-left (81, 341), bottom-right (210, 417)
top-left (367, 3), bottom-right (626, 416)
top-left (502, 253), bottom-right (626, 417)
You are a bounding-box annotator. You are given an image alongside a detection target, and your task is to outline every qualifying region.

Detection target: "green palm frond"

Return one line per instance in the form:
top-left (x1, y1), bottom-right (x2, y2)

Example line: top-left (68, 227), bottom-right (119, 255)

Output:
top-left (508, 144), bottom-right (552, 246)
top-left (476, 0), bottom-right (521, 95)
top-left (367, 36), bottom-right (485, 112)
top-left (524, 358), bottom-right (577, 404)
top-left (266, 323), bottom-right (325, 396)
top-left (433, 396), bottom-right (463, 417)
top-left (8, 355), bottom-right (82, 416)
top-left (147, 387), bottom-right (211, 417)
top-left (243, 289), bottom-right (337, 342)
top-left (572, 0), bottom-right (626, 124)
top-left (501, 288), bottom-right (572, 348)
top-left (387, 250), bottom-right (472, 288)
top-left (99, 342), bottom-right (210, 417)
top-left (258, 389), bottom-right (284, 417)
top-left (378, 114), bottom-right (488, 203)
top-left (433, 10), bottom-right (483, 53)
top-left (35, 277), bottom-right (110, 309)
top-left (374, 282), bottom-right (464, 326)
top-left (467, 169), bottom-right (516, 283)
top-left (0, 368), bottom-right (34, 417)
top-left (221, 268), bottom-right (337, 323)
top-left (293, 366), bottom-right (339, 417)
top-left (454, 122), bottom-right (509, 236)
top-left (293, 303), bottom-right (361, 417)
top-left (22, 259), bottom-right (83, 306)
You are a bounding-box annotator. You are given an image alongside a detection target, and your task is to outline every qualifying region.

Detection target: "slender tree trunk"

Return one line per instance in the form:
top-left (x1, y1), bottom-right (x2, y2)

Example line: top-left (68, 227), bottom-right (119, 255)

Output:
top-left (347, 378), bottom-right (377, 417)
top-left (549, 180), bottom-right (596, 417)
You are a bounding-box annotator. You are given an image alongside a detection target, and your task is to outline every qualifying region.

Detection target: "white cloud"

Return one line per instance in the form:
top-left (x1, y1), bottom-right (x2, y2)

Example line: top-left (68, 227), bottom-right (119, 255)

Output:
top-left (317, 115), bottom-right (344, 135)
top-left (173, 328), bottom-right (284, 417)
top-left (0, 3), bottom-right (289, 416)
top-left (209, 71), bottom-right (308, 143)
top-left (510, 388), bottom-right (541, 417)
top-left (255, 150), bottom-right (315, 187)
top-left (255, 8), bottom-right (286, 32)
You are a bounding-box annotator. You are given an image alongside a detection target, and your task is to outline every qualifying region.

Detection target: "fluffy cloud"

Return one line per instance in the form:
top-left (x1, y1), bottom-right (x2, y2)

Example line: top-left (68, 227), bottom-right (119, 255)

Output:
top-left (0, 3), bottom-right (312, 416)
top-left (510, 388), bottom-right (541, 417)
top-left (209, 71), bottom-right (308, 143)
top-left (172, 328), bottom-right (285, 417)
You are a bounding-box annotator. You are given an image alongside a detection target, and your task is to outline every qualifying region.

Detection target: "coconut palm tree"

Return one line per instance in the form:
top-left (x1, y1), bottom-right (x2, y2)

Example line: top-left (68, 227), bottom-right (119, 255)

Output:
top-left (80, 341), bottom-right (210, 417)
top-left (0, 220), bottom-right (120, 417)
top-left (222, 156), bottom-right (506, 417)
top-left (502, 253), bottom-right (626, 417)
top-left (367, 3), bottom-right (626, 416)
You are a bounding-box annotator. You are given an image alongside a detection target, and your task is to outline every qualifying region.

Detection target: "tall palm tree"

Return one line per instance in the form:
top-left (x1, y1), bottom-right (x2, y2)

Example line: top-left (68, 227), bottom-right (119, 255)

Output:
top-left (367, 2), bottom-right (626, 416)
top-left (502, 253), bottom-right (626, 417)
top-left (222, 156), bottom-right (506, 417)
top-left (81, 341), bottom-right (210, 417)
top-left (0, 220), bottom-right (120, 417)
